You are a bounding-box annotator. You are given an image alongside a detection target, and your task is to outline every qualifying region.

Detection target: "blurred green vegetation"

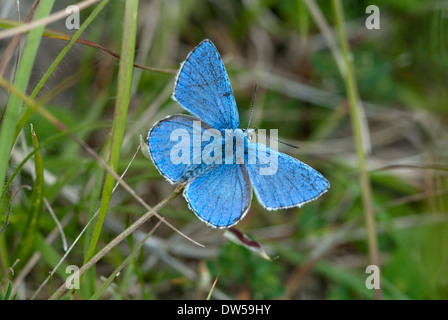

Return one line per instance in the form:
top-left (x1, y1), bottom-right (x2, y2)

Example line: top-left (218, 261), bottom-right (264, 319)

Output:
top-left (0, 0), bottom-right (447, 300)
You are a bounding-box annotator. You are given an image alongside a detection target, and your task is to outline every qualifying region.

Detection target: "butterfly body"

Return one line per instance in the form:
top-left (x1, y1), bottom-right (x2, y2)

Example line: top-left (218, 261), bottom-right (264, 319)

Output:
top-left (147, 40), bottom-right (329, 228)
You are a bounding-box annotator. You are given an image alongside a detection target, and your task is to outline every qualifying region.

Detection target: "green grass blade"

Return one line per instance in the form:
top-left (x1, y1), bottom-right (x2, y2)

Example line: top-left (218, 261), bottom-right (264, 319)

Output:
top-left (0, 0), bottom-right (55, 202)
top-left (3, 282), bottom-right (12, 300)
top-left (14, 125), bottom-right (45, 263)
top-left (84, 0), bottom-right (139, 262)
top-left (81, 149), bottom-right (108, 298)
top-left (14, 0), bottom-right (110, 141)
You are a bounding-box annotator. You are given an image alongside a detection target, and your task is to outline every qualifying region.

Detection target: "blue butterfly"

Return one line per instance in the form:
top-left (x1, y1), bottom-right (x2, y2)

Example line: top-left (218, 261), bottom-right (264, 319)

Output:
top-left (147, 40), bottom-right (329, 228)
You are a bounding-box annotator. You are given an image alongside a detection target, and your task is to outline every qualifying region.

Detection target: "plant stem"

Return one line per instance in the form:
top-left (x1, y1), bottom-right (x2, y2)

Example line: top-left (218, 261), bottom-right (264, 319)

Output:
top-left (84, 0), bottom-right (139, 263)
top-left (13, 0), bottom-right (110, 142)
top-left (0, 0), bottom-right (101, 40)
top-left (331, 0), bottom-right (381, 299)
top-left (89, 218), bottom-right (164, 300)
top-left (0, 0), bottom-right (55, 209)
top-left (49, 185), bottom-right (185, 300)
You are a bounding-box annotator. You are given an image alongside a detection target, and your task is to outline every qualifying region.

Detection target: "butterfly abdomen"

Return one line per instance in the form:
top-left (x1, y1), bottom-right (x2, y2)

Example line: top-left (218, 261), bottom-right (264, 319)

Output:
top-left (179, 163), bottom-right (218, 184)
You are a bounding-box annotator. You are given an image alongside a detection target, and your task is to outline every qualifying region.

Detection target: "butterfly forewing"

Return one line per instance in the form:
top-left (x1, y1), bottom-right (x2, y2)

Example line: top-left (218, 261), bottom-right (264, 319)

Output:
top-left (148, 114), bottom-right (221, 184)
top-left (173, 40), bottom-right (239, 131)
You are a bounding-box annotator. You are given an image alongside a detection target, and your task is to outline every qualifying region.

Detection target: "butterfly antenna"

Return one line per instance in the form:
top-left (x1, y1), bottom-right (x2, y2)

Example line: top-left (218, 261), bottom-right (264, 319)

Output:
top-left (247, 84), bottom-right (258, 129)
top-left (254, 129), bottom-right (300, 150)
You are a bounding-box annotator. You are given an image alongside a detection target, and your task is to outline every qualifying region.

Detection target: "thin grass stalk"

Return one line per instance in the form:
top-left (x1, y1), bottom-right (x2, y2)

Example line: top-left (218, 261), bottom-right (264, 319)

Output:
top-left (49, 185), bottom-right (184, 300)
top-left (13, 0), bottom-right (110, 141)
top-left (331, 0), bottom-right (381, 300)
top-left (0, 0), bottom-right (55, 208)
top-left (0, 0), bottom-right (101, 40)
top-left (0, 75), bottom-right (203, 247)
top-left (89, 219), bottom-right (164, 300)
top-left (0, 17), bottom-right (175, 74)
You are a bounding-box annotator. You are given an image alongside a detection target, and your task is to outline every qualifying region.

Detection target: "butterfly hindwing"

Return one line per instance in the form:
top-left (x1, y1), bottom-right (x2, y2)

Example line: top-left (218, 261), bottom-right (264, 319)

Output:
top-left (245, 143), bottom-right (329, 210)
top-left (173, 40), bottom-right (239, 131)
top-left (184, 164), bottom-right (252, 228)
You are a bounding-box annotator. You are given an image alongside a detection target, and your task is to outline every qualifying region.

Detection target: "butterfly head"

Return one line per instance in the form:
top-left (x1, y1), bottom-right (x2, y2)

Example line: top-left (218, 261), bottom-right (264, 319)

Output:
top-left (242, 128), bottom-right (256, 141)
